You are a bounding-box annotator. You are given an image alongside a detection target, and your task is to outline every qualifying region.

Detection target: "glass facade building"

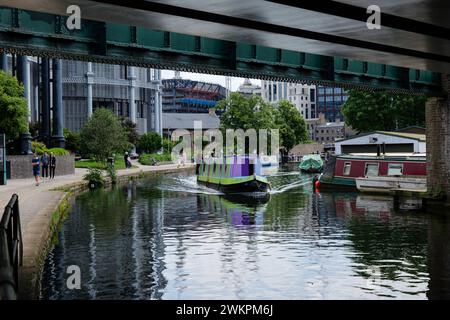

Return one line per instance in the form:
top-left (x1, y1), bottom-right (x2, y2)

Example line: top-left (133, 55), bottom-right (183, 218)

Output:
top-left (316, 86), bottom-right (348, 122)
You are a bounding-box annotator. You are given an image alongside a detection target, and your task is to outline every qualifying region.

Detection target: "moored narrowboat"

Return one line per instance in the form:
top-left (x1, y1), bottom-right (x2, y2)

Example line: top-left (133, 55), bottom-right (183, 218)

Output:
top-left (319, 153), bottom-right (427, 189)
top-left (196, 156), bottom-right (270, 193)
top-left (299, 154), bottom-right (323, 173)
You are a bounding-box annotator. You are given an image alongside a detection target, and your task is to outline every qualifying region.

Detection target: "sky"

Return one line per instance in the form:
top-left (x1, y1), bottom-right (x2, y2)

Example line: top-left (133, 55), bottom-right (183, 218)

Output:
top-left (161, 70), bottom-right (261, 91)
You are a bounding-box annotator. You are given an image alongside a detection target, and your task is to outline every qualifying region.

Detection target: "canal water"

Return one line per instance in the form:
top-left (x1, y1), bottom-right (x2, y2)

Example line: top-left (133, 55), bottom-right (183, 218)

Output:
top-left (41, 166), bottom-right (450, 300)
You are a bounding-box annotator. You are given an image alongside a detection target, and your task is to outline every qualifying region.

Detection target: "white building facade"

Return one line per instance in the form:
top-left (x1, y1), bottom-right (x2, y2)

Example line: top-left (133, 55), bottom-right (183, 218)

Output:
top-left (260, 81), bottom-right (316, 120)
top-left (334, 132), bottom-right (426, 155)
top-left (237, 78), bottom-right (261, 97)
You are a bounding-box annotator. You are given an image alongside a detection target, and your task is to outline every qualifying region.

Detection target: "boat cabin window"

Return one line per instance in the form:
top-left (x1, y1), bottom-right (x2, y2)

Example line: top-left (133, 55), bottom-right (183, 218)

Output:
top-left (364, 163), bottom-right (379, 177)
top-left (249, 164), bottom-right (254, 176)
top-left (388, 163), bottom-right (403, 176)
top-left (343, 162), bottom-right (351, 176)
top-left (216, 163), bottom-right (222, 176)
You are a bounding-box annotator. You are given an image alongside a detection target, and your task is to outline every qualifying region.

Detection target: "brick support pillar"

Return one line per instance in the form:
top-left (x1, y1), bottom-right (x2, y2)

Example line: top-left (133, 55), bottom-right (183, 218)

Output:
top-left (426, 74), bottom-right (450, 199)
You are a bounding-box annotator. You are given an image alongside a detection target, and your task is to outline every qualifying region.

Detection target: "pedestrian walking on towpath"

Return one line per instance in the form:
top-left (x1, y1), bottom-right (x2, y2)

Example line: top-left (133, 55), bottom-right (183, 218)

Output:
top-left (41, 152), bottom-right (49, 178)
top-left (32, 153), bottom-right (41, 186)
top-left (124, 152), bottom-right (132, 169)
top-left (49, 152), bottom-right (56, 179)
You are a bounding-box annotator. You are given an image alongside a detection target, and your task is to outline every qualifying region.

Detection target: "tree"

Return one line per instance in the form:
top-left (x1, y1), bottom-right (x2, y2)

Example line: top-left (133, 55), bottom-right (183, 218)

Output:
top-left (80, 108), bottom-right (128, 161)
top-left (0, 71), bottom-right (28, 141)
top-left (138, 132), bottom-right (162, 154)
top-left (341, 89), bottom-right (427, 133)
top-left (218, 94), bottom-right (308, 154)
top-left (120, 118), bottom-right (139, 147)
top-left (218, 93), bottom-right (279, 154)
top-left (64, 128), bottom-right (81, 154)
top-left (275, 100), bottom-right (309, 152)
top-left (218, 93), bottom-right (277, 132)
top-left (162, 137), bottom-right (174, 154)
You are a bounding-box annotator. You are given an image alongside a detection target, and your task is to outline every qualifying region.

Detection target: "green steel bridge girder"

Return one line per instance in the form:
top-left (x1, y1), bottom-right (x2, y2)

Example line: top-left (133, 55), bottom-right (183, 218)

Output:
top-left (0, 7), bottom-right (443, 95)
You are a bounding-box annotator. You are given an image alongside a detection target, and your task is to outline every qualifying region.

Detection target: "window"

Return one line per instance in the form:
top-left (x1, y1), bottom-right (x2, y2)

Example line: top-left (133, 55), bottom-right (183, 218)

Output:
top-left (388, 163), bottom-right (403, 176)
top-left (343, 162), bottom-right (351, 176)
top-left (119, 65), bottom-right (127, 79)
top-left (365, 163), bottom-right (379, 177)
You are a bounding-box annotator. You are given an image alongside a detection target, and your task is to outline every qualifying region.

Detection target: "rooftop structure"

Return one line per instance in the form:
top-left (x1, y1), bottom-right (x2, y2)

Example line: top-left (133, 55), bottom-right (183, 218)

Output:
top-left (162, 78), bottom-right (227, 113)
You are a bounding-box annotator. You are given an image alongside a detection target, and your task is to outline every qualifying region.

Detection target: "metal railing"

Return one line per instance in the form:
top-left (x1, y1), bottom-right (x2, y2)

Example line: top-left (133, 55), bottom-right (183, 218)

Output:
top-left (0, 194), bottom-right (23, 300)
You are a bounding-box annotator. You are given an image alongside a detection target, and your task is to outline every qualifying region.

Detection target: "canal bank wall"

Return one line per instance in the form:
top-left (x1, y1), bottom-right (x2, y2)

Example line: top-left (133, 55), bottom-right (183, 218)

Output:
top-left (14, 163), bottom-right (195, 300)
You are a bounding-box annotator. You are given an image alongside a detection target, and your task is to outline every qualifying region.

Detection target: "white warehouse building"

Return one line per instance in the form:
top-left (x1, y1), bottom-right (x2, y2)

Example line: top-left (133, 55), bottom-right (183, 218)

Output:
top-left (334, 131), bottom-right (426, 155)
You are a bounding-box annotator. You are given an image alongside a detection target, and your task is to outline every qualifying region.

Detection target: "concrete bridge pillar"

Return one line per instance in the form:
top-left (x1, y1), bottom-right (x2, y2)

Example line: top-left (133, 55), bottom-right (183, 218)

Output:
top-left (426, 74), bottom-right (450, 200)
top-left (154, 69), bottom-right (163, 136)
top-left (16, 55), bottom-right (32, 155)
top-left (86, 62), bottom-right (94, 118)
top-left (40, 58), bottom-right (51, 144)
top-left (51, 59), bottom-right (65, 148)
top-left (128, 66), bottom-right (137, 124)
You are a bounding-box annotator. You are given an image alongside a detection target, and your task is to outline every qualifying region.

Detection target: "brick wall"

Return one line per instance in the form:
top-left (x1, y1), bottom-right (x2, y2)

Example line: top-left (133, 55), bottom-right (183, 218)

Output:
top-left (6, 154), bottom-right (75, 180)
top-left (426, 74), bottom-right (450, 199)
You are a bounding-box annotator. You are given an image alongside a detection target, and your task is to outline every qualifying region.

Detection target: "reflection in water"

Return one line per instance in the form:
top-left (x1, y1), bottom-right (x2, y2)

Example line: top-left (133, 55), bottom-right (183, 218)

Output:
top-left (41, 170), bottom-right (450, 299)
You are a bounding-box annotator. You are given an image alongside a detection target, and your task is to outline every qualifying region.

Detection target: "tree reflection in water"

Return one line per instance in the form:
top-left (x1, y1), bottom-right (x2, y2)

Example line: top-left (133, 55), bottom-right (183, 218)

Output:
top-left (41, 172), bottom-right (450, 299)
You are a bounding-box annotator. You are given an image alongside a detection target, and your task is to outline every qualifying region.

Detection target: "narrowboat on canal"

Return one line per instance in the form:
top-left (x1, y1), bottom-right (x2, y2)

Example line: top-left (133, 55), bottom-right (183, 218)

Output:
top-left (318, 153), bottom-right (427, 189)
top-left (196, 156), bottom-right (271, 193)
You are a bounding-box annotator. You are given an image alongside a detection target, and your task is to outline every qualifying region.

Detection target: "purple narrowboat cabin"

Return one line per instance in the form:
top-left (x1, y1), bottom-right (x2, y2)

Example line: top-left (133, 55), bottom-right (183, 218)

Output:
top-left (196, 156), bottom-right (270, 193)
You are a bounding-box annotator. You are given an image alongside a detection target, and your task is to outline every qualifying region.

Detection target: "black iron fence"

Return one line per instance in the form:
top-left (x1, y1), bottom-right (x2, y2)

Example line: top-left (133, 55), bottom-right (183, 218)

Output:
top-left (0, 194), bottom-right (23, 300)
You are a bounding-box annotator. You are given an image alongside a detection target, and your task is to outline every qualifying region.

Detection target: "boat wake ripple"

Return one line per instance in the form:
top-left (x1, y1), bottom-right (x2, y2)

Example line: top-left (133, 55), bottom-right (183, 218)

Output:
top-left (269, 179), bottom-right (312, 194)
top-left (158, 176), bottom-right (223, 195)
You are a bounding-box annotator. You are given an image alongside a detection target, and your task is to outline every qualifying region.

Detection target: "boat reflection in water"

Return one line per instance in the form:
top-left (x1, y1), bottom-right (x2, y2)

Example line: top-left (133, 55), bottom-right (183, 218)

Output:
top-left (197, 193), bottom-right (270, 229)
top-left (40, 172), bottom-right (450, 300)
top-left (316, 191), bottom-right (450, 299)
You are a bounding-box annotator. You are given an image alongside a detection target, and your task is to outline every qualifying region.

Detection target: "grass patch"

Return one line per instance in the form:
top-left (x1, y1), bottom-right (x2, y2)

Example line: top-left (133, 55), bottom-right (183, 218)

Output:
top-left (75, 156), bottom-right (133, 170)
top-left (139, 153), bottom-right (172, 165)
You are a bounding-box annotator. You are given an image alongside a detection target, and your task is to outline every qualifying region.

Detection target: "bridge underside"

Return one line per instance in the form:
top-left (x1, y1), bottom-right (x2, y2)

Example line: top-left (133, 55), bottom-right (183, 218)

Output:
top-left (1, 1), bottom-right (450, 199)
top-left (0, 1), bottom-right (447, 94)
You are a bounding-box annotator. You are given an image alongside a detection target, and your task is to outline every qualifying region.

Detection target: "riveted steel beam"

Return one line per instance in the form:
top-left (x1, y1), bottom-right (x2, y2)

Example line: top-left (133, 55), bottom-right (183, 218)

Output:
top-left (0, 7), bottom-right (444, 95)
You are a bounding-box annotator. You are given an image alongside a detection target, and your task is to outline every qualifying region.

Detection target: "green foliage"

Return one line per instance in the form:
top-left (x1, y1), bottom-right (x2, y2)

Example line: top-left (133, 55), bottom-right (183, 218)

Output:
top-left (48, 147), bottom-right (69, 156)
top-left (106, 163), bottom-right (118, 185)
top-left (139, 153), bottom-right (171, 165)
top-left (80, 108), bottom-right (128, 162)
top-left (218, 93), bottom-right (277, 131)
top-left (162, 137), bottom-right (175, 154)
top-left (120, 117), bottom-right (139, 147)
top-left (138, 132), bottom-right (162, 154)
top-left (83, 168), bottom-right (104, 189)
top-left (218, 93), bottom-right (309, 152)
top-left (0, 71), bottom-right (28, 141)
top-left (75, 155), bottom-right (129, 170)
top-left (32, 141), bottom-right (69, 156)
top-left (64, 128), bottom-right (81, 154)
top-left (341, 89), bottom-right (427, 133)
top-left (275, 100), bottom-right (309, 151)
top-left (32, 141), bottom-right (48, 155)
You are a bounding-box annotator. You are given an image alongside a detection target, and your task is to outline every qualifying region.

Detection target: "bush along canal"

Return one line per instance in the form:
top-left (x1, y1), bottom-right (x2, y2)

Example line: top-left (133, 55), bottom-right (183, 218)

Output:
top-left (40, 167), bottom-right (450, 299)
